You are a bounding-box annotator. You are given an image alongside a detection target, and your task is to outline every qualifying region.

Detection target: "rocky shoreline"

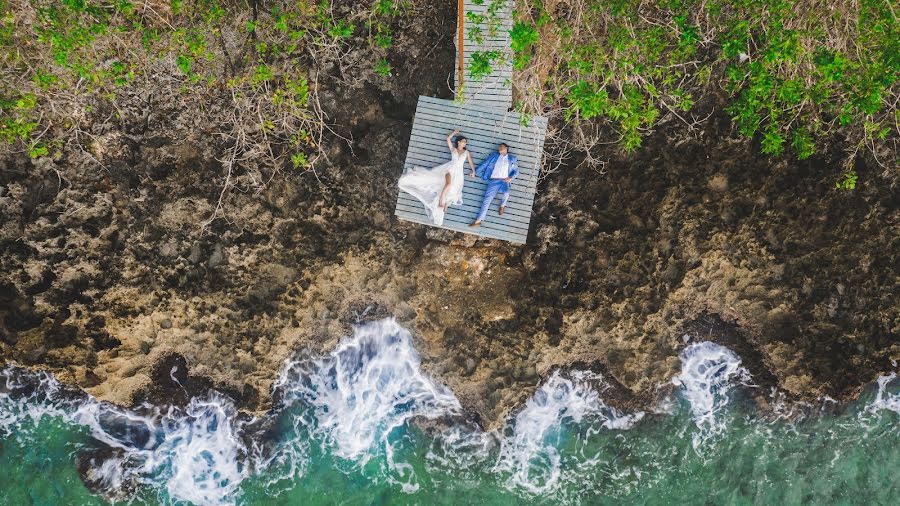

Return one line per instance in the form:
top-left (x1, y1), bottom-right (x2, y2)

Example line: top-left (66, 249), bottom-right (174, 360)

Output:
top-left (1, 1), bottom-right (898, 431)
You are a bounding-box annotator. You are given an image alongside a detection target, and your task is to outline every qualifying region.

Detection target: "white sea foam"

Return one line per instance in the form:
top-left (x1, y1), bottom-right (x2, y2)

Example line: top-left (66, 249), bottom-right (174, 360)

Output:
top-left (0, 366), bottom-right (251, 506)
top-left (274, 318), bottom-right (461, 490)
top-left (672, 341), bottom-right (750, 449)
top-left (426, 423), bottom-right (497, 473)
top-left (2, 319), bottom-right (467, 499)
top-left (0, 368), bottom-right (71, 437)
top-left (866, 372), bottom-right (900, 415)
top-left (495, 370), bottom-right (643, 495)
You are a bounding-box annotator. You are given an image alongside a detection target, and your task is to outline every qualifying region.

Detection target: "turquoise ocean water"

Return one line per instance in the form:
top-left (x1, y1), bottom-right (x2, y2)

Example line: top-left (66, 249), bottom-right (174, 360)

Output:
top-left (2, 319), bottom-right (898, 505)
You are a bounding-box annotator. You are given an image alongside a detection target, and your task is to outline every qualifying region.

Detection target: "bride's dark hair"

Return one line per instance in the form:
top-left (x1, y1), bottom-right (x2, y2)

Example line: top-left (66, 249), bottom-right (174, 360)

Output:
top-left (452, 135), bottom-right (467, 149)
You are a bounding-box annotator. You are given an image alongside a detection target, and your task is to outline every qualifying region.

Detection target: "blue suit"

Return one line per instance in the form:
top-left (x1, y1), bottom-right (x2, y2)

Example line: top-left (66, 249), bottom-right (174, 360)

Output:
top-left (474, 152), bottom-right (518, 221)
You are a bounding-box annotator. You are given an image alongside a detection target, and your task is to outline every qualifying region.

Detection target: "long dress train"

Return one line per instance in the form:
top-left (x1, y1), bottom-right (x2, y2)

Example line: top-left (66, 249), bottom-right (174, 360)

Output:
top-left (397, 149), bottom-right (466, 226)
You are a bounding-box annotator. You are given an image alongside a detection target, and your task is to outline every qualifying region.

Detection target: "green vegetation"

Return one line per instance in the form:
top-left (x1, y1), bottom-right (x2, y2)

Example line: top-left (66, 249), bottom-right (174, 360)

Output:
top-left (0, 0), bottom-right (419, 176)
top-left (836, 170), bottom-right (858, 190)
top-left (364, 0), bottom-right (408, 77)
top-left (514, 0), bottom-right (898, 176)
top-left (2, 0), bottom-right (894, 190)
top-left (375, 58), bottom-right (392, 77)
top-left (509, 20), bottom-right (539, 70)
top-left (469, 50), bottom-right (503, 81)
top-left (0, 0), bottom-right (345, 174)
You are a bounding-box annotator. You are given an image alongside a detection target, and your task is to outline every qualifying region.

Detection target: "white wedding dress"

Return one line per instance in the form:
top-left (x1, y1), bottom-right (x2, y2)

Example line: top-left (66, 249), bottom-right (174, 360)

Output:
top-left (398, 149), bottom-right (466, 226)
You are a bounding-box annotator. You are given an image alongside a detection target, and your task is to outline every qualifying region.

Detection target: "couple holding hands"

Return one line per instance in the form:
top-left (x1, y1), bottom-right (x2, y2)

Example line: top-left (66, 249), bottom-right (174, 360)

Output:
top-left (398, 129), bottom-right (518, 227)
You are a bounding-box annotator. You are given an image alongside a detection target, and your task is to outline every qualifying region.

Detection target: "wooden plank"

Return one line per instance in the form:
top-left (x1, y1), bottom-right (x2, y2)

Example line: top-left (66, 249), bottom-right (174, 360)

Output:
top-left (396, 170), bottom-right (537, 208)
top-left (462, 73), bottom-right (512, 82)
top-left (417, 95), bottom-right (547, 123)
top-left (403, 148), bottom-right (539, 177)
top-left (395, 195), bottom-right (533, 225)
top-left (462, 16), bottom-right (513, 26)
top-left (415, 116), bottom-right (542, 144)
top-left (395, 208), bottom-right (527, 243)
top-left (461, 94), bottom-right (513, 104)
top-left (401, 157), bottom-right (538, 188)
top-left (402, 156), bottom-right (539, 184)
top-left (417, 97), bottom-right (548, 130)
top-left (409, 131), bottom-right (541, 175)
top-left (405, 132), bottom-right (543, 165)
top-left (395, 199), bottom-right (528, 227)
top-left (463, 47), bottom-right (511, 55)
top-left (396, 187), bottom-right (534, 219)
top-left (409, 116), bottom-right (541, 138)
top-left (460, 81), bottom-right (513, 91)
top-left (462, 82), bottom-right (513, 91)
top-left (410, 113), bottom-right (545, 146)
top-left (403, 151), bottom-right (539, 181)
top-left (396, 169), bottom-right (536, 209)
top-left (394, 212), bottom-right (529, 243)
top-left (397, 194), bottom-right (533, 223)
top-left (401, 148), bottom-right (537, 175)
top-left (395, 202), bottom-right (525, 235)
top-left (403, 136), bottom-right (541, 164)
top-left (417, 102), bottom-right (547, 131)
top-left (464, 36), bottom-right (511, 44)
top-left (395, 202), bottom-right (530, 233)
top-left (403, 133), bottom-right (542, 161)
top-left (396, 169), bottom-right (536, 202)
top-left (463, 87), bottom-right (513, 95)
top-left (461, 80), bottom-right (514, 88)
top-left (396, 192), bottom-right (534, 223)
top-left (395, 213), bottom-right (527, 244)
top-left (462, 80), bottom-right (514, 88)
top-left (401, 0), bottom-right (543, 244)
top-left (410, 119), bottom-right (543, 155)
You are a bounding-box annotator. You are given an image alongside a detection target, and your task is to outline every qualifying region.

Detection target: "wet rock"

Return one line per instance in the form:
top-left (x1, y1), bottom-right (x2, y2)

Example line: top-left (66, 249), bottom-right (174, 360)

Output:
top-left (395, 302), bottom-right (417, 322)
top-left (187, 243), bottom-right (202, 264)
top-left (464, 357), bottom-right (478, 376)
top-left (708, 173), bottom-right (729, 193)
top-left (208, 243), bottom-right (225, 268)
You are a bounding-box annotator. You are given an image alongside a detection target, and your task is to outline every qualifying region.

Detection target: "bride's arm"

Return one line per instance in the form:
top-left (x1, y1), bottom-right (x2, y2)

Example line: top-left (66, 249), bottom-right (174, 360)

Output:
top-left (467, 151), bottom-right (476, 176)
top-left (447, 129), bottom-right (460, 153)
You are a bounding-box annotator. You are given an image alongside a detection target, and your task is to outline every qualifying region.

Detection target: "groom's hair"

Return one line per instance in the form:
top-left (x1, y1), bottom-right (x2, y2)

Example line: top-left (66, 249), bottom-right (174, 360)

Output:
top-left (499, 142), bottom-right (510, 153)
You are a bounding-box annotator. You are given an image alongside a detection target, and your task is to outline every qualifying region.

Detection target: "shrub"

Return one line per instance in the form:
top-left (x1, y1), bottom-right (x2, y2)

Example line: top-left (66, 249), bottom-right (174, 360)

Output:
top-left (514, 0), bottom-right (897, 171)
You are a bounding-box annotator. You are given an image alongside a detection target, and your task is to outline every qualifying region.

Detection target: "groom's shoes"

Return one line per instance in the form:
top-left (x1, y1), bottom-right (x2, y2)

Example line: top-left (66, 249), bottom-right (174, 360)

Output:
top-left (469, 220), bottom-right (481, 228)
top-left (498, 206), bottom-right (505, 216)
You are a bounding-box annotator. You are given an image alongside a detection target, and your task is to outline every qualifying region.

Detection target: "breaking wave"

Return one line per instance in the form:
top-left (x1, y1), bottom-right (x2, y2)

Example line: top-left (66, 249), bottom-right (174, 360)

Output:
top-left (1, 320), bottom-right (898, 504)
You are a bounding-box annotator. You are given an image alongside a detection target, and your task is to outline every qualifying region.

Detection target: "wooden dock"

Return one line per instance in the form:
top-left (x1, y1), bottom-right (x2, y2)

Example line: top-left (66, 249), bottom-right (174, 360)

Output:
top-left (394, 97), bottom-right (547, 244)
top-left (394, 0), bottom-right (547, 244)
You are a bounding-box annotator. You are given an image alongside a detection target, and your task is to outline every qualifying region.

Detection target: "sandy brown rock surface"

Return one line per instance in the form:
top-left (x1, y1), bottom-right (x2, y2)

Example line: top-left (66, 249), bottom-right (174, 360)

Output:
top-left (1, 1), bottom-right (898, 428)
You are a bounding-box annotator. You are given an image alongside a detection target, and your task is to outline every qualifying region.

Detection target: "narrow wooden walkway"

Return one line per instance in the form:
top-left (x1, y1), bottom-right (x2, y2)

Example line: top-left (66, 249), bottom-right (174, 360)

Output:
top-left (456, 0), bottom-right (513, 109)
top-left (395, 97), bottom-right (547, 244)
top-left (394, 0), bottom-right (547, 244)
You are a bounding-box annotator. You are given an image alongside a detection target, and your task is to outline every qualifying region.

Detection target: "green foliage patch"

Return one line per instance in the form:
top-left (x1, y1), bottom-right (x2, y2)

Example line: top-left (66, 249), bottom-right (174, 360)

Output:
top-left (518, 0), bottom-right (898, 178)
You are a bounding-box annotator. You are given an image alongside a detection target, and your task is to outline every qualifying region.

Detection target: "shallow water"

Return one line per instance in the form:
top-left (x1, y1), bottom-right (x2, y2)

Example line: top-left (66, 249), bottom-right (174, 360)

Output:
top-left (1, 319), bottom-right (898, 505)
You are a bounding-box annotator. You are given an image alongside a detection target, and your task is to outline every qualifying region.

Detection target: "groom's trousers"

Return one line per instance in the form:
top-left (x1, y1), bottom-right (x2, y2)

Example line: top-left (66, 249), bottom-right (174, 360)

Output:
top-left (476, 179), bottom-right (510, 221)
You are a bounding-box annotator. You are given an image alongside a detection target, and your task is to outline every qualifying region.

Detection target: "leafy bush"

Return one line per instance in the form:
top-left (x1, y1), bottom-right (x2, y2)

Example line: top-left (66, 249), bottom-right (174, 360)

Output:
top-left (510, 20), bottom-right (539, 70)
top-left (515, 0), bottom-right (898, 172)
top-left (0, 0), bottom-right (345, 223)
top-left (374, 58), bottom-right (392, 77)
top-left (469, 50), bottom-right (502, 80)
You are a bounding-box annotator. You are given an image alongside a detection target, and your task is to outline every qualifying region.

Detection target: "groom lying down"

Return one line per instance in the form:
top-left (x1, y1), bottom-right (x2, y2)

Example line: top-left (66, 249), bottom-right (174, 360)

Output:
top-left (469, 143), bottom-right (518, 228)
